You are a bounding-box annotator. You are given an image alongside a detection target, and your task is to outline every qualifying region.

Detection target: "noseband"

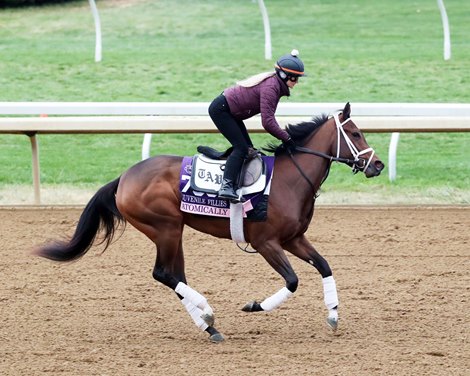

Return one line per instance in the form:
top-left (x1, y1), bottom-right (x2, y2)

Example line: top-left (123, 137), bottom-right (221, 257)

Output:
top-left (287, 112), bottom-right (376, 192)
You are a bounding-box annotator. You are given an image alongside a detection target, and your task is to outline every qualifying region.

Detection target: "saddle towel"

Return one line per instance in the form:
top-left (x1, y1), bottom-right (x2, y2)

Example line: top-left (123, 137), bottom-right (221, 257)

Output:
top-left (179, 155), bottom-right (274, 219)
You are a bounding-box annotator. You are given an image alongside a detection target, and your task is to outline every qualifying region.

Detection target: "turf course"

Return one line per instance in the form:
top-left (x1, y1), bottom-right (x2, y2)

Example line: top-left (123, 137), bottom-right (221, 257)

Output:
top-left (0, 0), bottom-right (469, 204)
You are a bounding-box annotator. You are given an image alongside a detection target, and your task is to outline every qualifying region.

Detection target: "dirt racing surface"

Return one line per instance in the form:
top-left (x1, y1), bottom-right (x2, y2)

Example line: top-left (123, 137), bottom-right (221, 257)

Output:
top-left (0, 206), bottom-right (468, 375)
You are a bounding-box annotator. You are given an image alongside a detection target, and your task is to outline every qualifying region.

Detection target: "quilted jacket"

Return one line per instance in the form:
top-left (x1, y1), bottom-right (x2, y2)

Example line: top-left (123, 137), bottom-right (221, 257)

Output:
top-left (223, 74), bottom-right (291, 141)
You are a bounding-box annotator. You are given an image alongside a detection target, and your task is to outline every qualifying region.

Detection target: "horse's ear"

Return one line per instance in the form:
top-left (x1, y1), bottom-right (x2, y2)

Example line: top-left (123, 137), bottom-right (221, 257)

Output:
top-left (343, 102), bottom-right (351, 119)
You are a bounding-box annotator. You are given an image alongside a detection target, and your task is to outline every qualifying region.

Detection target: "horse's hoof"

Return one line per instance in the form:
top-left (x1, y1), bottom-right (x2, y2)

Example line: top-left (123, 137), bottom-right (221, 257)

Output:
top-left (326, 308), bottom-right (339, 331)
top-left (242, 301), bottom-right (262, 312)
top-left (201, 313), bottom-right (215, 327)
top-left (242, 301), bottom-right (254, 312)
top-left (209, 332), bottom-right (225, 343)
top-left (326, 316), bottom-right (338, 331)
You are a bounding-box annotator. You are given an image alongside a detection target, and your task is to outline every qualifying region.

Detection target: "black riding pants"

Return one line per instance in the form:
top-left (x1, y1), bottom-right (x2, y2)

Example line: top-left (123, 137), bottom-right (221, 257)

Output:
top-left (208, 94), bottom-right (253, 183)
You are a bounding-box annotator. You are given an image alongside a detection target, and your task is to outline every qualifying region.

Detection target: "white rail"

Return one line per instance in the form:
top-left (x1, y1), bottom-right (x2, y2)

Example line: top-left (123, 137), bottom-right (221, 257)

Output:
top-left (2, 102), bottom-right (469, 116)
top-left (1, 102), bottom-right (469, 204)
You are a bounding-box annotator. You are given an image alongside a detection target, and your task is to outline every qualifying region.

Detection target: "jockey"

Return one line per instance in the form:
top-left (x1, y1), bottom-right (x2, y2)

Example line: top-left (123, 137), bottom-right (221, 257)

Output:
top-left (209, 49), bottom-right (306, 202)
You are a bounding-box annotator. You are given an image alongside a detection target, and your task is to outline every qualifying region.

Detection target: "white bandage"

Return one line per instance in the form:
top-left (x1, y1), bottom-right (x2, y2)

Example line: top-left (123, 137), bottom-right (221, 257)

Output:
top-left (260, 287), bottom-right (293, 312)
top-left (175, 282), bottom-right (207, 310)
top-left (322, 276), bottom-right (339, 310)
top-left (181, 297), bottom-right (209, 331)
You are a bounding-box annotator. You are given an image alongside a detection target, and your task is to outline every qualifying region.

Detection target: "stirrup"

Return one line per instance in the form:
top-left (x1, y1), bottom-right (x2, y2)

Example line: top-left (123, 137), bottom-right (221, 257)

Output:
top-left (218, 189), bottom-right (244, 203)
top-left (218, 191), bottom-right (239, 201)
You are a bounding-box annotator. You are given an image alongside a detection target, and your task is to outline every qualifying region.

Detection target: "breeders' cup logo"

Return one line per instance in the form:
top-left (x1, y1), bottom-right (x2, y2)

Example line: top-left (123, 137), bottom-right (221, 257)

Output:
top-left (184, 164), bottom-right (192, 174)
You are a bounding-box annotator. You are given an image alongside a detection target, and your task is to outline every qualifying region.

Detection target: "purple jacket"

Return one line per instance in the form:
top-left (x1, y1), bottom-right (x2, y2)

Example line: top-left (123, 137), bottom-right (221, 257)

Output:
top-left (223, 74), bottom-right (291, 141)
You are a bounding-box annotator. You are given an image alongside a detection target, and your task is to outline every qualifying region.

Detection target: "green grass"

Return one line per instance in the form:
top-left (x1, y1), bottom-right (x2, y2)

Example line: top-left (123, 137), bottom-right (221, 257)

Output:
top-left (0, 0), bottom-right (469, 203)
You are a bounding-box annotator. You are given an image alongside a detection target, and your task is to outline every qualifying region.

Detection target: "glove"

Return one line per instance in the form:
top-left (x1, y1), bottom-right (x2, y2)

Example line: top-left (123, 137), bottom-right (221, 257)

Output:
top-left (246, 146), bottom-right (260, 159)
top-left (283, 137), bottom-right (296, 151)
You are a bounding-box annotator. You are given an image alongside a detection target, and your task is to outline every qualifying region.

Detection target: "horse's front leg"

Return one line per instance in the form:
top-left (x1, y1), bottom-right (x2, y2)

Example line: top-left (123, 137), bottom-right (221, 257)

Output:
top-left (284, 235), bottom-right (339, 331)
top-left (242, 240), bottom-right (298, 313)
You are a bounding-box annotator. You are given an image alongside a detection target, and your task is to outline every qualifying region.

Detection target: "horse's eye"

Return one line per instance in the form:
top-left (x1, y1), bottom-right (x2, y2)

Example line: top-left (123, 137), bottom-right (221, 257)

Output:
top-left (352, 132), bottom-right (361, 139)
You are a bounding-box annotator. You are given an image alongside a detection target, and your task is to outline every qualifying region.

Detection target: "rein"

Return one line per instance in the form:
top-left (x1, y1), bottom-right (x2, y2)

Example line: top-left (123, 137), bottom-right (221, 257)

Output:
top-left (286, 147), bottom-right (336, 194)
top-left (292, 146), bottom-right (358, 165)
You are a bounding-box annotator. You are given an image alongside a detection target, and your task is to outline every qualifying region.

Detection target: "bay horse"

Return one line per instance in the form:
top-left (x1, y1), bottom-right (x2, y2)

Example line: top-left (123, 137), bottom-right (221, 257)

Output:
top-left (34, 102), bottom-right (384, 343)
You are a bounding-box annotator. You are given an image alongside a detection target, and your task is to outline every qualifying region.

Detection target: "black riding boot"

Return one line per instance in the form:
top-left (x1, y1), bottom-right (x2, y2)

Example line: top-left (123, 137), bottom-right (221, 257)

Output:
top-left (218, 153), bottom-right (244, 202)
top-left (218, 178), bottom-right (239, 201)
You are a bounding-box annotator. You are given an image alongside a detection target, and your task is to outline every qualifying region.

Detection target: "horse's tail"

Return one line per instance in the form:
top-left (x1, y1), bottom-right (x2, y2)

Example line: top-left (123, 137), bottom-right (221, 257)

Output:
top-left (34, 177), bottom-right (125, 262)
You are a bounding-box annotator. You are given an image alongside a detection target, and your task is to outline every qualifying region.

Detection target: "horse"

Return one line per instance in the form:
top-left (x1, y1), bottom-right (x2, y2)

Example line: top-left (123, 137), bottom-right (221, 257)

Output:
top-left (34, 102), bottom-right (384, 343)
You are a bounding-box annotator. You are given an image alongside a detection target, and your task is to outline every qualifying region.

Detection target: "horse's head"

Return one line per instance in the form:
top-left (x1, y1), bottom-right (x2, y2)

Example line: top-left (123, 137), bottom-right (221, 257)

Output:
top-left (331, 103), bottom-right (384, 178)
top-left (264, 102), bottom-right (384, 178)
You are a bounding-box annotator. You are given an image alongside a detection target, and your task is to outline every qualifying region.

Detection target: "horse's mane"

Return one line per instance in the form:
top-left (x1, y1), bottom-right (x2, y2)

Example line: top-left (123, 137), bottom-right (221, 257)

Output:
top-left (263, 113), bottom-right (330, 155)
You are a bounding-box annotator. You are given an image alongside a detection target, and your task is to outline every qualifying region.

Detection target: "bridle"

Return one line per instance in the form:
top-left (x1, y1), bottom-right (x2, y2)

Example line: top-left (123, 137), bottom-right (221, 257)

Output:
top-left (287, 112), bottom-right (376, 192)
top-left (332, 112), bottom-right (375, 173)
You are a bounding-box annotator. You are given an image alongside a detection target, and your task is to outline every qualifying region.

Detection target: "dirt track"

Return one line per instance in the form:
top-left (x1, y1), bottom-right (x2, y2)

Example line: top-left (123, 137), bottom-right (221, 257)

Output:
top-left (0, 207), bottom-right (468, 375)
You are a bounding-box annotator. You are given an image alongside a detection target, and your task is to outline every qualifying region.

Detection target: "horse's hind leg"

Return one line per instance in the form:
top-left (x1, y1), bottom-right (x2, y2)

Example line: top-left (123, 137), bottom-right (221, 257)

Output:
top-left (151, 229), bottom-right (223, 342)
top-left (284, 235), bottom-right (339, 331)
top-left (171, 239), bottom-right (224, 343)
top-left (242, 240), bottom-right (299, 313)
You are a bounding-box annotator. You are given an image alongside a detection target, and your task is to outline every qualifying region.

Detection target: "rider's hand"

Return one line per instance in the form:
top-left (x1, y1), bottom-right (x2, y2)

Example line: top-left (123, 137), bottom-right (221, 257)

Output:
top-left (283, 137), bottom-right (296, 151)
top-left (247, 147), bottom-right (260, 159)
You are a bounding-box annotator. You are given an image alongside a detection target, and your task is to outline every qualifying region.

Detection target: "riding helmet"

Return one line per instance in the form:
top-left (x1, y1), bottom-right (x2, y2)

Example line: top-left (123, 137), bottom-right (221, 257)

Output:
top-left (275, 49), bottom-right (306, 80)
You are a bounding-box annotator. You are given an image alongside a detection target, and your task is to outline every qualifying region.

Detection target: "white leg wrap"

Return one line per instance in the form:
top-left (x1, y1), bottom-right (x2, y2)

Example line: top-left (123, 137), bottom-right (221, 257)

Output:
top-left (202, 305), bottom-right (214, 319)
top-left (181, 297), bottom-right (209, 331)
top-left (260, 287), bottom-right (293, 312)
top-left (175, 282), bottom-right (208, 310)
top-left (322, 276), bottom-right (339, 310)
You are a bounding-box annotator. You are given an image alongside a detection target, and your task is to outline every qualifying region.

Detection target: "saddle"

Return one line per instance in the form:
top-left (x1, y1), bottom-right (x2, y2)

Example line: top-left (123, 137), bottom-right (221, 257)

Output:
top-left (196, 145), bottom-right (233, 160)
top-left (192, 146), bottom-right (266, 194)
top-left (197, 145), bottom-right (262, 161)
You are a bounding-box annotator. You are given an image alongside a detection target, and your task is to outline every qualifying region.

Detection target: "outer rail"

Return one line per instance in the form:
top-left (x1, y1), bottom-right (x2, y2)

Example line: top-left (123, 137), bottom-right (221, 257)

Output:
top-left (1, 102), bottom-right (469, 204)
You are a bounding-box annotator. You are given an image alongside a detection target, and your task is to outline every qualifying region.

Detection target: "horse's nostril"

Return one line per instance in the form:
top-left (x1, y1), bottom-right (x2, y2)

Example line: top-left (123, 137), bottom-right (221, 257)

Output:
top-left (375, 160), bottom-right (385, 171)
